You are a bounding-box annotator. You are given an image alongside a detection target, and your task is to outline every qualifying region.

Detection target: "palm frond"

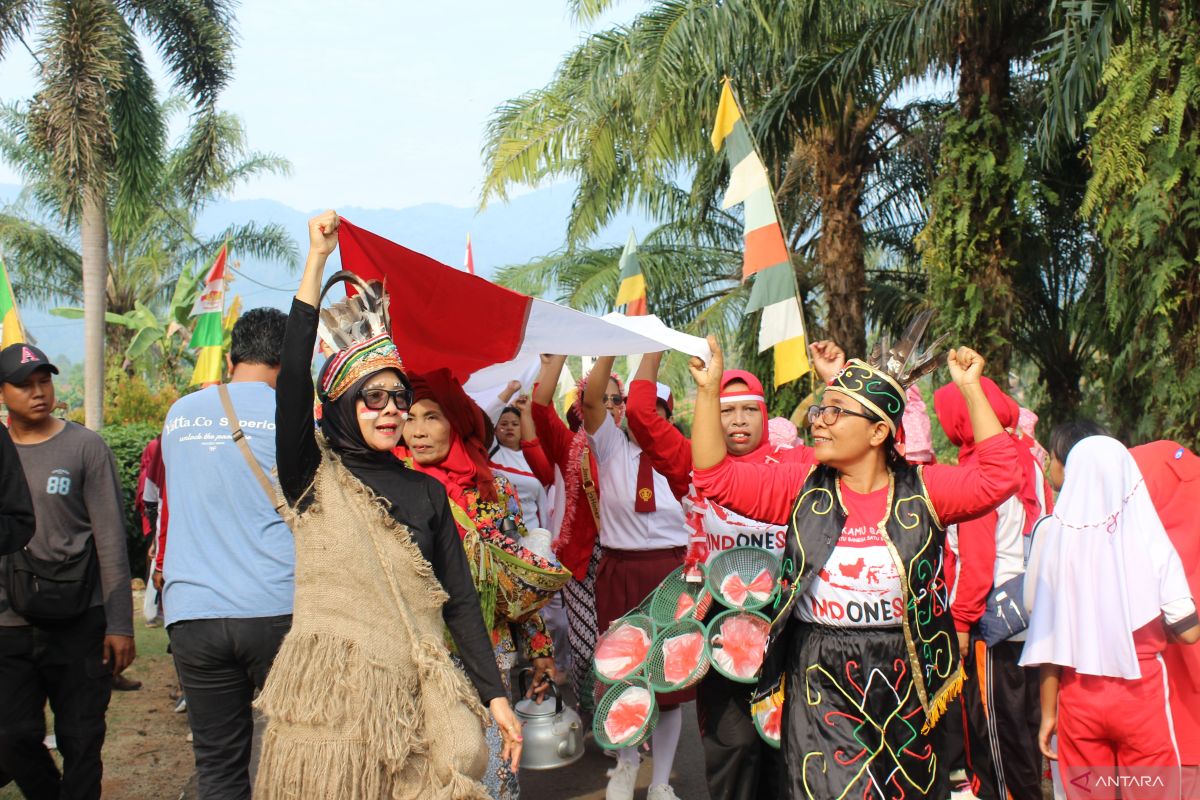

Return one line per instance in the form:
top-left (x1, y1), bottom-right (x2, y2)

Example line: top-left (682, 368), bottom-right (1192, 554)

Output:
top-left (0, 210), bottom-right (83, 305)
top-left (108, 14), bottom-right (167, 235)
top-left (187, 221), bottom-right (299, 270)
top-left (0, 0), bottom-right (36, 62)
top-left (117, 0), bottom-right (235, 106)
top-left (27, 0), bottom-right (126, 211)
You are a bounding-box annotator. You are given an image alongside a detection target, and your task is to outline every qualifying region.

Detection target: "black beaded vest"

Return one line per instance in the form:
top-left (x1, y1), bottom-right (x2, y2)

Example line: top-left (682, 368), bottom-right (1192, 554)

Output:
top-left (752, 461), bottom-right (963, 732)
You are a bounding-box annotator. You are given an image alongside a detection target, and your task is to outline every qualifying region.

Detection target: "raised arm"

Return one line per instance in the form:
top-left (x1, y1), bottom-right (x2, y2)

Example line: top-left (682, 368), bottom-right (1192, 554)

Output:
top-left (582, 355), bottom-right (617, 435)
top-left (923, 348), bottom-right (1020, 523)
top-left (514, 395), bottom-right (555, 488)
top-left (276, 211), bottom-right (339, 505)
top-left (688, 337), bottom-right (813, 523)
top-left (626, 352), bottom-right (691, 495)
top-left (533, 354), bottom-right (566, 407)
top-left (689, 336), bottom-right (728, 471)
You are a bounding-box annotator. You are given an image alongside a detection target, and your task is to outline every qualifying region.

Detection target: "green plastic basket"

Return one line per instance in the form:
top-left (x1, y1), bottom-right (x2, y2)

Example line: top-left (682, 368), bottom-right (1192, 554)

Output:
top-left (648, 565), bottom-right (714, 626)
top-left (592, 677), bottom-right (659, 750)
top-left (752, 694), bottom-right (783, 750)
top-left (593, 614), bottom-right (656, 685)
top-left (706, 547), bottom-right (782, 611)
top-left (706, 609), bottom-right (771, 684)
top-left (644, 618), bottom-right (711, 692)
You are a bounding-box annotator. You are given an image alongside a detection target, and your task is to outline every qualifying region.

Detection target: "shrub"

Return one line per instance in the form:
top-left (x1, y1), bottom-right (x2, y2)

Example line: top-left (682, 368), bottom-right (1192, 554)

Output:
top-left (106, 375), bottom-right (180, 427)
top-left (99, 423), bottom-right (159, 574)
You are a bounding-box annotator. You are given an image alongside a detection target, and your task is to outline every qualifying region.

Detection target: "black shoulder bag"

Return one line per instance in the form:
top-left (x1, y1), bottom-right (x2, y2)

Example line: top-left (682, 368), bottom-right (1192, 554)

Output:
top-left (5, 535), bottom-right (99, 623)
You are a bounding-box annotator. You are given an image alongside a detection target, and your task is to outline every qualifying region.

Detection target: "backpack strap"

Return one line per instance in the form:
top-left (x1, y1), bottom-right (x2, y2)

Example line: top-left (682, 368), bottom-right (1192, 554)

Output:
top-left (217, 384), bottom-right (285, 513)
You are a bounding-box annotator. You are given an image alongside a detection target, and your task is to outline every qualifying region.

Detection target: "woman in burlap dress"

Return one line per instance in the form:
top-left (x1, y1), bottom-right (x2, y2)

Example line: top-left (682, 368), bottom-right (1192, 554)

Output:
top-left (253, 211), bottom-right (523, 799)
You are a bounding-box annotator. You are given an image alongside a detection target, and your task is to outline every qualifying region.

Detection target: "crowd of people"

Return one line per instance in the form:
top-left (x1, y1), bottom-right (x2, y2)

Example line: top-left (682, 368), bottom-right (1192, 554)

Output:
top-left (0, 208), bottom-right (1195, 800)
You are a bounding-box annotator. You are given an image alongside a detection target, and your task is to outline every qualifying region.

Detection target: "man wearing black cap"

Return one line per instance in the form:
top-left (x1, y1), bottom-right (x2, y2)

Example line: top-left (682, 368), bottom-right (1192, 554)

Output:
top-left (0, 343), bottom-right (133, 800)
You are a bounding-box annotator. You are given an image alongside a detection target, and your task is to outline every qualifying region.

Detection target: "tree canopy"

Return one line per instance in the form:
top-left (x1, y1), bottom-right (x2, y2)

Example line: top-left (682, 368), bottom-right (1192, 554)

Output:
top-left (483, 0), bottom-right (1200, 447)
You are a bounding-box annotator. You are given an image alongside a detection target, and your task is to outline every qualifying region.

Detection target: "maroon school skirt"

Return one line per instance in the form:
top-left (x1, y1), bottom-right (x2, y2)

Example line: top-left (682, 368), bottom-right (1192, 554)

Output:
top-left (596, 545), bottom-right (693, 706)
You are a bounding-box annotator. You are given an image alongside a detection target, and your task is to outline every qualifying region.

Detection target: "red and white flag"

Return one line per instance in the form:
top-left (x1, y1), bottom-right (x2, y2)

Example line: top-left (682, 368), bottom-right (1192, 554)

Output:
top-left (335, 220), bottom-right (708, 397)
top-left (464, 234), bottom-right (476, 275)
top-left (190, 244), bottom-right (227, 317)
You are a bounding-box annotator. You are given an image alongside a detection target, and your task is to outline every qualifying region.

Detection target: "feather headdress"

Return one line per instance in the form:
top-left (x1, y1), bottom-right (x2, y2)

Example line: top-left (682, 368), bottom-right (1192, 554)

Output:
top-left (825, 310), bottom-right (947, 436)
top-left (316, 271), bottom-right (407, 401)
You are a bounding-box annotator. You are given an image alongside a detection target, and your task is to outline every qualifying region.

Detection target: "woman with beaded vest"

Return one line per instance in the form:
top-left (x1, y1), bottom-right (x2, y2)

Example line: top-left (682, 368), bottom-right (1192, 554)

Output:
top-left (622, 347), bottom-right (844, 800)
top-left (256, 211), bottom-right (521, 800)
top-left (687, 316), bottom-right (1022, 800)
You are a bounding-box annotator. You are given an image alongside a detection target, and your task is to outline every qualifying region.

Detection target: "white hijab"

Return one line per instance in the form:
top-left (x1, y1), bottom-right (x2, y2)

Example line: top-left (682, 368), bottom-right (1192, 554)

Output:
top-left (1020, 436), bottom-right (1192, 678)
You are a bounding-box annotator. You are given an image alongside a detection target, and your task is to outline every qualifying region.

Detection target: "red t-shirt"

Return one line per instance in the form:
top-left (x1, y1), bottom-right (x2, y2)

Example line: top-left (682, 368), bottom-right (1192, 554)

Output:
top-left (795, 483), bottom-right (905, 627)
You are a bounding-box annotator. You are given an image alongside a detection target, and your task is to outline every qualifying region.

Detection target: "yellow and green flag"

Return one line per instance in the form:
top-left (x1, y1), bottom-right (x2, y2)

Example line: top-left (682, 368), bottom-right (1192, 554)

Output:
top-left (188, 244), bottom-right (228, 386)
top-left (614, 231), bottom-right (648, 316)
top-left (711, 78), bottom-right (810, 387)
top-left (0, 255), bottom-right (27, 349)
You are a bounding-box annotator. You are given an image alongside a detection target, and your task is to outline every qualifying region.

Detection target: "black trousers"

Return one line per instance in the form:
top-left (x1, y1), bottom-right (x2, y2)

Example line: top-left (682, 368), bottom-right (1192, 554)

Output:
top-left (962, 638), bottom-right (1043, 800)
top-left (0, 606), bottom-right (112, 800)
top-left (697, 670), bottom-right (781, 800)
top-left (168, 615), bottom-right (291, 800)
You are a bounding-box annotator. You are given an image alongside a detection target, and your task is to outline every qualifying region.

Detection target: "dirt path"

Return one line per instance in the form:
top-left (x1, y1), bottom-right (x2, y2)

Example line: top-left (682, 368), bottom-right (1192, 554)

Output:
top-left (0, 591), bottom-right (194, 800)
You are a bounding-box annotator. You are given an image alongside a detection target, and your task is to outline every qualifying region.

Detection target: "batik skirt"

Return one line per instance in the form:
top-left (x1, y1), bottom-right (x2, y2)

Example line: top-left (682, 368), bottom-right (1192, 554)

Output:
top-left (782, 624), bottom-right (948, 800)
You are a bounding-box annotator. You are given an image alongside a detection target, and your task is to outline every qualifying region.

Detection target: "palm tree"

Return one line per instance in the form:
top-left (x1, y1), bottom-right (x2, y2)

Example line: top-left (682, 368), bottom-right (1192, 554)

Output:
top-left (827, 0), bottom-right (1051, 374)
top-left (0, 100), bottom-right (296, 381)
top-left (483, 0), bottom-right (930, 359)
top-left (0, 0), bottom-right (235, 428)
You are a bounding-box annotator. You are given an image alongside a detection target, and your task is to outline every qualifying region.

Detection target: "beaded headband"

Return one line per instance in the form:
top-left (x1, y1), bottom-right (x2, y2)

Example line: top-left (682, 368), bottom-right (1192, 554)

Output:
top-left (318, 334), bottom-right (406, 401)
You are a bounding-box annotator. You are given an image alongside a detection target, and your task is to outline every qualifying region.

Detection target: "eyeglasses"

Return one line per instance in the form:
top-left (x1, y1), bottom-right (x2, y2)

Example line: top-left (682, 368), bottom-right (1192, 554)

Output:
top-left (807, 404), bottom-right (879, 427)
top-left (602, 394), bottom-right (625, 406)
top-left (358, 387), bottom-right (412, 411)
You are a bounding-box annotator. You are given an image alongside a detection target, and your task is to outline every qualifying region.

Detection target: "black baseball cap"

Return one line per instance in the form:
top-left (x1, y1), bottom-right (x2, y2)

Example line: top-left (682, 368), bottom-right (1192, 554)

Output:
top-left (0, 343), bottom-right (59, 385)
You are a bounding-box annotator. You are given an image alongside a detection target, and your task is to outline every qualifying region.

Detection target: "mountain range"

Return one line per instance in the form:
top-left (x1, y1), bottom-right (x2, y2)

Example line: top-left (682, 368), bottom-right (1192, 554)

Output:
top-left (0, 182), bottom-right (652, 363)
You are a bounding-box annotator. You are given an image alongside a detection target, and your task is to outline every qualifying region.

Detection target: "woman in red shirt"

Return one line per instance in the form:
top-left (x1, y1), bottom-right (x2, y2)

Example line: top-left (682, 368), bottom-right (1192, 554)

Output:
top-left (688, 335), bottom-right (1021, 800)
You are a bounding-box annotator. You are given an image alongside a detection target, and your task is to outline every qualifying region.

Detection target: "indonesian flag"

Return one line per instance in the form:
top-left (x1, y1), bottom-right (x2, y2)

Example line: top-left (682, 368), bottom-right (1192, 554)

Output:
top-left (464, 234), bottom-right (476, 275)
top-left (188, 243), bottom-right (228, 385)
top-left (335, 220), bottom-right (710, 398)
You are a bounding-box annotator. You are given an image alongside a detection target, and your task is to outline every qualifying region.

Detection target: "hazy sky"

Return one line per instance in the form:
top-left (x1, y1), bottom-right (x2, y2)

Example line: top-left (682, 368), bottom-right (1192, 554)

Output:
top-left (0, 1), bottom-right (631, 211)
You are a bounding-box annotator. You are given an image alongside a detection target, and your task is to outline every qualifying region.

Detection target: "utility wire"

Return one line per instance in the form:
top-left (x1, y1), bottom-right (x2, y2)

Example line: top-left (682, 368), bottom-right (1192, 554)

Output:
top-left (151, 196), bottom-right (295, 292)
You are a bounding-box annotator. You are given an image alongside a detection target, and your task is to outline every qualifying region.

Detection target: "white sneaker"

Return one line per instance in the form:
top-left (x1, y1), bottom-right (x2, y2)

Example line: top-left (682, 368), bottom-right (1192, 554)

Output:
top-left (605, 759), bottom-right (639, 800)
top-left (648, 785), bottom-right (680, 800)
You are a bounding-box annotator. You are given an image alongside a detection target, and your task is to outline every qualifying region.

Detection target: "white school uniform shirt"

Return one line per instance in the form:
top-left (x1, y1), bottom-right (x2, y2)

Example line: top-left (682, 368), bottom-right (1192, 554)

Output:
top-left (588, 415), bottom-right (687, 551)
top-left (489, 444), bottom-right (549, 528)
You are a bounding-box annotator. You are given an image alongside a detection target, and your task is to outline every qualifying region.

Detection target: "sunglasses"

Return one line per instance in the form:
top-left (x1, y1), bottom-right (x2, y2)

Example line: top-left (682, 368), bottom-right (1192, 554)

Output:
top-left (807, 404), bottom-right (879, 427)
top-left (358, 387), bottom-right (412, 412)
top-left (602, 394), bottom-right (626, 406)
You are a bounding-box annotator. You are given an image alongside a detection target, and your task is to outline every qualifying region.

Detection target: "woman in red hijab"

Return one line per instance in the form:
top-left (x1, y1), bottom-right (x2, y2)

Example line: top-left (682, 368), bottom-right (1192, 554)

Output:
top-left (403, 369), bottom-right (558, 800)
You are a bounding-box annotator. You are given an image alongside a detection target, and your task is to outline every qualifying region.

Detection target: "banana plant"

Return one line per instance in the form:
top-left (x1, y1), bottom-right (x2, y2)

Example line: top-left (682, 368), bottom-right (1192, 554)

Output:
top-left (52, 263), bottom-right (201, 372)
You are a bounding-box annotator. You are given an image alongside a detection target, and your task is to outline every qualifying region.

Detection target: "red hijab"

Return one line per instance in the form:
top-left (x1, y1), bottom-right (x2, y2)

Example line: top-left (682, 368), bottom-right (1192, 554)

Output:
top-left (933, 377), bottom-right (1045, 533)
top-left (407, 369), bottom-right (498, 505)
top-left (720, 369), bottom-right (771, 463)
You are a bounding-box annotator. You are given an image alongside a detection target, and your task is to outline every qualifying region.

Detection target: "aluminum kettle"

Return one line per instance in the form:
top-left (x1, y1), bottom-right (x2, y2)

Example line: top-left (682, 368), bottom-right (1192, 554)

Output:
top-left (513, 670), bottom-right (584, 771)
